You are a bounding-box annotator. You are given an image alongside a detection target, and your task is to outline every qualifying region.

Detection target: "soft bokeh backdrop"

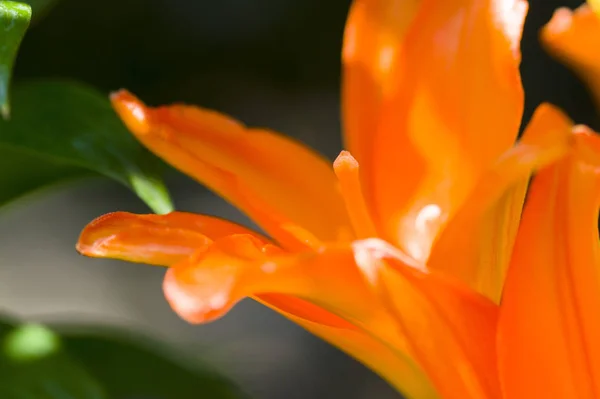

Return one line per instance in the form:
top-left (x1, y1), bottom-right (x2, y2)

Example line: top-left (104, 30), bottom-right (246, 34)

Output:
top-left (1, 0), bottom-right (597, 398)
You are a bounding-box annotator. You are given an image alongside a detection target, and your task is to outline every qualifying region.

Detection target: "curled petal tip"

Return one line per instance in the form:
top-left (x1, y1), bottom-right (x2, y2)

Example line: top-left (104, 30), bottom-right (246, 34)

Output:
top-left (542, 7), bottom-right (575, 39)
top-left (109, 89), bottom-right (140, 109)
top-left (572, 124), bottom-right (596, 136)
top-left (109, 89), bottom-right (130, 101)
top-left (110, 89), bottom-right (152, 136)
top-left (75, 241), bottom-right (97, 257)
top-left (535, 101), bottom-right (566, 114)
top-left (162, 234), bottom-right (271, 324)
top-left (163, 266), bottom-right (234, 324)
top-left (75, 241), bottom-right (103, 258)
top-left (76, 212), bottom-right (125, 257)
top-left (541, 3), bottom-right (597, 49)
top-left (76, 211), bottom-right (213, 265)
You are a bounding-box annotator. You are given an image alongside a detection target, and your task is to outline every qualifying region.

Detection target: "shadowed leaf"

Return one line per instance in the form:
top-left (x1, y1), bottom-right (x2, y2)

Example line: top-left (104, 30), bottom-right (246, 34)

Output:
top-left (0, 1), bottom-right (31, 118)
top-left (0, 80), bottom-right (174, 213)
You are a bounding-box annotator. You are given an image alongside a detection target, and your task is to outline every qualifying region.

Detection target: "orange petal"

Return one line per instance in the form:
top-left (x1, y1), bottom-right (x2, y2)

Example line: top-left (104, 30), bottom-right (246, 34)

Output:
top-left (76, 213), bottom-right (359, 340)
top-left (542, 3), bottom-right (600, 108)
top-left (428, 104), bottom-right (574, 301)
top-left (75, 211), bottom-right (338, 328)
top-left (76, 211), bottom-right (269, 265)
top-left (163, 235), bottom-right (397, 328)
top-left (591, 0), bottom-right (600, 15)
top-left (76, 211), bottom-right (434, 397)
top-left (355, 241), bottom-right (501, 399)
top-left (164, 235), bottom-right (502, 398)
top-left (498, 128), bottom-right (600, 398)
top-left (341, 0), bottom-right (420, 175)
top-left (76, 213), bottom-right (330, 329)
top-left (343, 0), bottom-right (527, 262)
top-left (271, 305), bottom-right (440, 399)
top-left (110, 90), bottom-right (351, 249)
top-left (165, 235), bottom-right (439, 398)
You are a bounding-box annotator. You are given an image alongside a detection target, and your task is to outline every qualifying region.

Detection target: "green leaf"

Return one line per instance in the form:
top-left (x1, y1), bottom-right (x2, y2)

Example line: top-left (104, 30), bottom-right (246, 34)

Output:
top-left (23, 0), bottom-right (60, 20)
top-left (0, 148), bottom-right (87, 207)
top-left (0, 79), bottom-right (174, 213)
top-left (0, 323), bottom-right (107, 399)
top-left (0, 317), bottom-right (245, 399)
top-left (62, 327), bottom-right (247, 399)
top-left (0, 1), bottom-right (31, 119)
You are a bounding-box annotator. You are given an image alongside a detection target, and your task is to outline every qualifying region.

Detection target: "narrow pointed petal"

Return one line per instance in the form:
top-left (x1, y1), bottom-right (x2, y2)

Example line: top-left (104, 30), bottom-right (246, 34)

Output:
top-left (334, 151), bottom-right (377, 238)
top-left (542, 3), bottom-right (600, 108)
top-left (428, 104), bottom-right (574, 301)
top-left (76, 211), bottom-right (269, 265)
top-left (110, 91), bottom-right (351, 247)
top-left (498, 129), bottom-right (600, 398)
top-left (343, 0), bottom-right (527, 261)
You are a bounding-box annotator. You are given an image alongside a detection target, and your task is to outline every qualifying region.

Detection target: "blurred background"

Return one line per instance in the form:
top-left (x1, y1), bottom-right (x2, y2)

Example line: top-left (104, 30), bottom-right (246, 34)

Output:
top-left (0, 0), bottom-right (598, 398)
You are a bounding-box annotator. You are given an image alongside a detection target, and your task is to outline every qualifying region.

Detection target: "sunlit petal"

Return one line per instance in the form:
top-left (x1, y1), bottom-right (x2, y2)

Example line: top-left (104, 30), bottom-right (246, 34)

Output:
top-left (428, 104), bottom-right (574, 301)
top-left (77, 215), bottom-right (343, 329)
top-left (163, 236), bottom-right (396, 331)
top-left (542, 3), bottom-right (600, 108)
top-left (342, 0), bottom-right (420, 175)
top-left (164, 235), bottom-right (502, 399)
top-left (76, 211), bottom-right (269, 265)
top-left (355, 240), bottom-right (501, 399)
top-left (75, 1), bottom-right (600, 397)
top-left (110, 90), bottom-right (352, 248)
top-left (165, 235), bottom-right (440, 398)
top-left (498, 128), bottom-right (600, 398)
top-left (76, 214), bottom-right (437, 397)
top-left (590, 0), bottom-right (600, 15)
top-left (344, 0), bottom-right (527, 262)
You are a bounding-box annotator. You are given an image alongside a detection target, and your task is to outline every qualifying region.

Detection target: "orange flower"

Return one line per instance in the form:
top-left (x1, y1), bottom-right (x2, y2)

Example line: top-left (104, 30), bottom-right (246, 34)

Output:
top-left (542, 1), bottom-right (600, 108)
top-left (77, 1), bottom-right (600, 398)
